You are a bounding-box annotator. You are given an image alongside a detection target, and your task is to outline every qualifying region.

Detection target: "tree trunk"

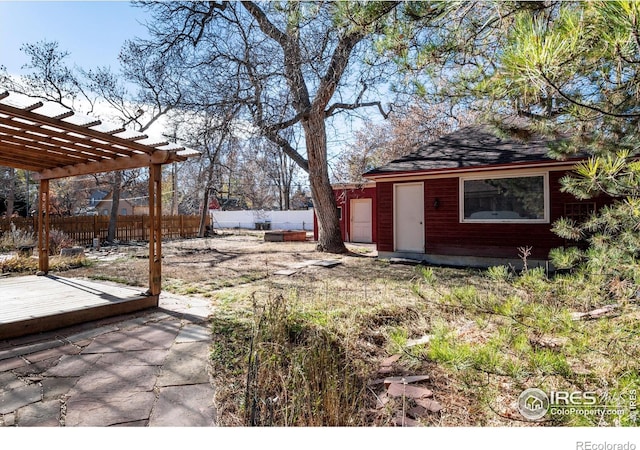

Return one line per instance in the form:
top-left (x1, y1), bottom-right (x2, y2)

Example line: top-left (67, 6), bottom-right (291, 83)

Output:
top-left (283, 185), bottom-right (291, 210)
top-left (6, 168), bottom-right (15, 217)
top-left (303, 113), bottom-right (346, 253)
top-left (199, 187), bottom-right (210, 238)
top-left (171, 162), bottom-right (179, 215)
top-left (107, 171), bottom-right (122, 244)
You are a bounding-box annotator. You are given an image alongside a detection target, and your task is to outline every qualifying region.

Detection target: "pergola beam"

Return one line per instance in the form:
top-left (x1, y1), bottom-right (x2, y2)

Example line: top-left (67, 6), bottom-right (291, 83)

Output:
top-left (0, 150), bottom-right (59, 170)
top-left (0, 115), bottom-right (138, 159)
top-left (0, 139), bottom-right (88, 166)
top-left (34, 151), bottom-right (173, 180)
top-left (0, 90), bottom-right (199, 308)
top-left (0, 101), bottom-right (158, 155)
top-left (148, 163), bottom-right (162, 296)
top-left (37, 179), bottom-right (50, 274)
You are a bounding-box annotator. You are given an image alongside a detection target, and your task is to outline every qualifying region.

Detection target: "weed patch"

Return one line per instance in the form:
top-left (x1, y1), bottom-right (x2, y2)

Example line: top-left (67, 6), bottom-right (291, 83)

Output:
top-left (1, 255), bottom-right (91, 274)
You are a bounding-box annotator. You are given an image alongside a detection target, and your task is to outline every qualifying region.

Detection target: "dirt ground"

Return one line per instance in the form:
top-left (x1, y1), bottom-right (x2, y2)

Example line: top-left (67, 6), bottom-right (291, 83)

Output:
top-left (64, 231), bottom-right (409, 296)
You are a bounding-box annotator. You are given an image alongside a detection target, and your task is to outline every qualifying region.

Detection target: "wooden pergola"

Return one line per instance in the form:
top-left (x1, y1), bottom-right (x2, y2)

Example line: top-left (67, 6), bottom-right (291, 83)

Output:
top-left (0, 90), bottom-right (198, 337)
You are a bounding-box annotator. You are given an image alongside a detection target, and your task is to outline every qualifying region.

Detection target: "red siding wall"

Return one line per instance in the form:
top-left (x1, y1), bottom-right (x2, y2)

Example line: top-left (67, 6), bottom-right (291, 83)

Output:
top-left (376, 170), bottom-right (612, 260)
top-left (376, 182), bottom-right (394, 253)
top-left (314, 186), bottom-right (377, 243)
top-left (335, 186), bottom-right (377, 243)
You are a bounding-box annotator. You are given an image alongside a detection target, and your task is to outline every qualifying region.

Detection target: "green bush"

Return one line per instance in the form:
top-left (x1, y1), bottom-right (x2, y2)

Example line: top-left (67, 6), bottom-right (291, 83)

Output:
top-left (486, 265), bottom-right (511, 282)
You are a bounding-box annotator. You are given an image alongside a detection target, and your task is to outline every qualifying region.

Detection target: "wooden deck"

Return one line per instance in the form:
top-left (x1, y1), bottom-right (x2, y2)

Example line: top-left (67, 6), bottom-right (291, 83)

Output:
top-left (0, 275), bottom-right (158, 340)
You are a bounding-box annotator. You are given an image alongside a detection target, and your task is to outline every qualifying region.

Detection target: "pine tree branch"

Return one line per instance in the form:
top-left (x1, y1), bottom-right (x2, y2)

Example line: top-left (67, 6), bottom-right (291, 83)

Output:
top-left (540, 70), bottom-right (640, 118)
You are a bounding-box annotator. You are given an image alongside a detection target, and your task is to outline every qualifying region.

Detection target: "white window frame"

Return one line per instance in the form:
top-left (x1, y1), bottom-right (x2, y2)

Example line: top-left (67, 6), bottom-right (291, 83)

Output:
top-left (459, 172), bottom-right (550, 224)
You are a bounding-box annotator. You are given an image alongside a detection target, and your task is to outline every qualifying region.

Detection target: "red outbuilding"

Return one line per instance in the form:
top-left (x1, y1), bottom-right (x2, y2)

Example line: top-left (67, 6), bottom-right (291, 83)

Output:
top-left (362, 125), bottom-right (612, 269)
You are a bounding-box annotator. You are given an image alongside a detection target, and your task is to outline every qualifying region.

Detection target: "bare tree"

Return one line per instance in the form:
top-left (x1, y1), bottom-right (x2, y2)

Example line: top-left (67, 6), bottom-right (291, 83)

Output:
top-left (335, 101), bottom-right (478, 182)
top-left (168, 106), bottom-right (241, 236)
top-left (4, 40), bottom-right (187, 243)
top-left (0, 168), bottom-right (16, 217)
top-left (130, 1), bottom-right (400, 252)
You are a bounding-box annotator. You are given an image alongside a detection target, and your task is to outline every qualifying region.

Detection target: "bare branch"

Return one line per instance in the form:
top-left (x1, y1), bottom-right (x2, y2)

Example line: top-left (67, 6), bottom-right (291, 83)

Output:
top-left (325, 100), bottom-right (392, 119)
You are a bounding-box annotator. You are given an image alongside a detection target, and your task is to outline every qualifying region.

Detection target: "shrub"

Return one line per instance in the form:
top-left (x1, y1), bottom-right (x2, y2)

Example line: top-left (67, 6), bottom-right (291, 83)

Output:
top-left (238, 294), bottom-right (368, 426)
top-left (549, 247), bottom-right (583, 270)
top-left (486, 265), bottom-right (511, 282)
top-left (0, 228), bottom-right (35, 252)
top-left (0, 255), bottom-right (37, 273)
top-left (48, 229), bottom-right (74, 255)
top-left (0, 254), bottom-right (90, 274)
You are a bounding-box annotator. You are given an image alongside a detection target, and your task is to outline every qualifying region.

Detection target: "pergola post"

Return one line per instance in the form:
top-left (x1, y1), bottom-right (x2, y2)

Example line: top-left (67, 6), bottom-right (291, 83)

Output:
top-left (148, 164), bottom-right (162, 297)
top-left (37, 179), bottom-right (50, 274)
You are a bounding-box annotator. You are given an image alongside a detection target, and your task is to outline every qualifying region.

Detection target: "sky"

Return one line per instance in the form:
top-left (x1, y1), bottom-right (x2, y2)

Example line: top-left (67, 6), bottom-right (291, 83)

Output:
top-left (0, 0), bottom-right (371, 184)
top-left (0, 1), bottom-right (149, 75)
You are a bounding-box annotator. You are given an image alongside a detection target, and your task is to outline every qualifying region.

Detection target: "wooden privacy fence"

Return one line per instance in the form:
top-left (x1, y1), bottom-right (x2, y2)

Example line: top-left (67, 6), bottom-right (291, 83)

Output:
top-left (0, 215), bottom-right (205, 247)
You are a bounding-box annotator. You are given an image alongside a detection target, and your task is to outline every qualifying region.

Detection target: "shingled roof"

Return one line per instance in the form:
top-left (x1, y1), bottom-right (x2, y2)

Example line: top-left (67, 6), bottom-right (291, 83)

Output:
top-left (364, 125), bottom-right (576, 178)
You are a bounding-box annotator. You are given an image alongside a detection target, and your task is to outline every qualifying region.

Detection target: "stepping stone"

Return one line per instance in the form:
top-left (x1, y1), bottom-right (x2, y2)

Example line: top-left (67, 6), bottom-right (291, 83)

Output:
top-left (0, 384), bottom-right (42, 414)
top-left (15, 400), bottom-right (60, 427)
top-left (175, 324), bottom-right (210, 343)
top-left (149, 384), bottom-right (216, 427)
top-left (156, 341), bottom-right (210, 387)
top-left (65, 391), bottom-right (156, 426)
top-left (386, 383), bottom-right (433, 399)
top-left (274, 269), bottom-right (297, 276)
top-left (312, 260), bottom-right (341, 268)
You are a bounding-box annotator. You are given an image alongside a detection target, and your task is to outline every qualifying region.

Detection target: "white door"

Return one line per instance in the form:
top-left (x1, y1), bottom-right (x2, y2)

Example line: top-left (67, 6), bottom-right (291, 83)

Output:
top-left (394, 183), bottom-right (424, 252)
top-left (350, 198), bottom-right (372, 243)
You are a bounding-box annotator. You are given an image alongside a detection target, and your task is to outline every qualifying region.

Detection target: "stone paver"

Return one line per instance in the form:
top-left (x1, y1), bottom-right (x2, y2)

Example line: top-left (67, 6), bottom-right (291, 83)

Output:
top-left (42, 377), bottom-right (78, 401)
top-left (149, 384), bottom-right (216, 426)
top-left (0, 357), bottom-right (27, 372)
top-left (157, 341), bottom-right (211, 387)
top-left (63, 325), bottom-right (120, 343)
top-left (0, 291), bottom-right (215, 427)
top-left (0, 372), bottom-right (25, 392)
top-left (0, 340), bottom-right (65, 361)
top-left (16, 400), bottom-right (60, 427)
top-left (81, 319), bottom-right (181, 354)
top-left (65, 391), bottom-right (157, 426)
top-left (69, 364), bottom-right (159, 395)
top-left (43, 354), bottom-right (102, 377)
top-left (175, 323), bottom-right (210, 343)
top-left (0, 384), bottom-right (42, 414)
top-left (13, 357), bottom-right (61, 376)
top-left (1, 412), bottom-right (15, 426)
top-left (95, 349), bottom-right (167, 367)
top-left (23, 344), bottom-right (82, 364)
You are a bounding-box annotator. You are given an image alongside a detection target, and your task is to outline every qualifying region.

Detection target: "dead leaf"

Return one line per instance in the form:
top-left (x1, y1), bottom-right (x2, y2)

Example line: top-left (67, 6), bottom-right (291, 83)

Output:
top-left (379, 354), bottom-right (401, 369)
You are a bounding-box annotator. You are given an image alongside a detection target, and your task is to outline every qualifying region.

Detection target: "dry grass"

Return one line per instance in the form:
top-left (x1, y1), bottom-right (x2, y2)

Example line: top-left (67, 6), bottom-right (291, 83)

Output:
top-left (52, 231), bottom-right (639, 427)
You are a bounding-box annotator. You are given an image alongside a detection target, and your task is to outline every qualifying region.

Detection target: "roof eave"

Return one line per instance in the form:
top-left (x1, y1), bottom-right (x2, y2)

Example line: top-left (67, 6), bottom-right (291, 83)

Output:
top-left (363, 158), bottom-right (586, 181)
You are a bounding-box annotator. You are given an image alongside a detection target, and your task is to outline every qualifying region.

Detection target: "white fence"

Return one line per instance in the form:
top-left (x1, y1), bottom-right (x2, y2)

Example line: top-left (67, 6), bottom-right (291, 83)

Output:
top-left (209, 209), bottom-right (314, 231)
